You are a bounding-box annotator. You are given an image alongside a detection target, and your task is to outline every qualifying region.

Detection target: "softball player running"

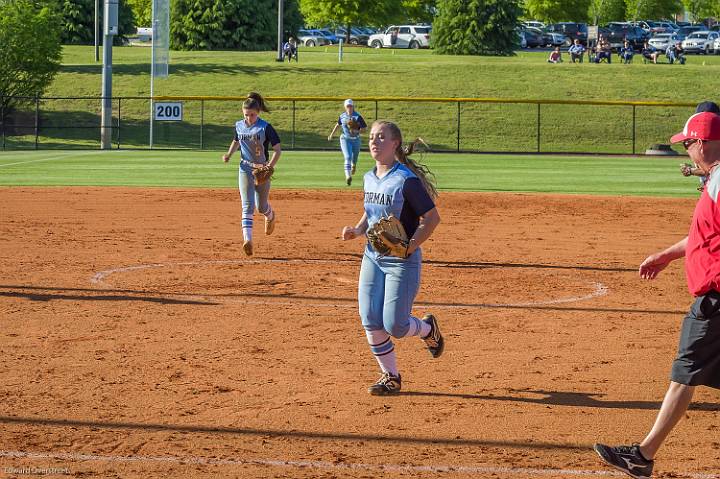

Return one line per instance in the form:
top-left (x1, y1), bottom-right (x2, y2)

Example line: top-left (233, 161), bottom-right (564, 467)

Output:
top-left (222, 92), bottom-right (281, 256)
top-left (341, 120), bottom-right (443, 395)
top-left (328, 99), bottom-right (367, 186)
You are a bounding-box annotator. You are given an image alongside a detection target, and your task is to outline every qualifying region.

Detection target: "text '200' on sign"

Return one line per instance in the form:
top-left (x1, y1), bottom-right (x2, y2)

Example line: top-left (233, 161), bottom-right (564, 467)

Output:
top-left (154, 102), bottom-right (183, 121)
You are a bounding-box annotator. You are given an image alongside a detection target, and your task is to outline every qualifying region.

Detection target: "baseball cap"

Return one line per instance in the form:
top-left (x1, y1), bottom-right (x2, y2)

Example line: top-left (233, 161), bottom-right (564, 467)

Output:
top-left (344, 99), bottom-right (353, 107)
top-left (670, 112), bottom-right (720, 144)
top-left (696, 101), bottom-right (720, 114)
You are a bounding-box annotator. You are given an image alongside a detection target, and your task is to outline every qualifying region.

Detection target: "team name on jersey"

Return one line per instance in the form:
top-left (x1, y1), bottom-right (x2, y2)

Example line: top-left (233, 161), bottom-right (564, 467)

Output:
top-left (364, 191), bottom-right (393, 206)
top-left (237, 133), bottom-right (260, 141)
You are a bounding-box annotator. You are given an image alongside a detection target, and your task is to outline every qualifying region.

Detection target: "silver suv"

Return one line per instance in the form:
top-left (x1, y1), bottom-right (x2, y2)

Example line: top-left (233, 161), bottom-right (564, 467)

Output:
top-left (368, 25), bottom-right (431, 49)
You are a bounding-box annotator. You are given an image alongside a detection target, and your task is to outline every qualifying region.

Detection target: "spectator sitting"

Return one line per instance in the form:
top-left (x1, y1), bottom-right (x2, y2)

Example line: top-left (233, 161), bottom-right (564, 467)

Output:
top-left (282, 37), bottom-right (298, 62)
top-left (641, 41), bottom-right (660, 63)
top-left (547, 46), bottom-right (563, 63)
top-left (619, 41), bottom-right (634, 64)
top-left (568, 39), bottom-right (585, 63)
top-left (666, 42), bottom-right (686, 64)
top-left (594, 35), bottom-right (612, 63)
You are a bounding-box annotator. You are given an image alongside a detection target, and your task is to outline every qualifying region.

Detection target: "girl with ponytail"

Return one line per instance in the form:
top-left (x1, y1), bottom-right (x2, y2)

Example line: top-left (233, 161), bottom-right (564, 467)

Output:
top-left (222, 92), bottom-right (281, 256)
top-left (340, 120), bottom-right (444, 396)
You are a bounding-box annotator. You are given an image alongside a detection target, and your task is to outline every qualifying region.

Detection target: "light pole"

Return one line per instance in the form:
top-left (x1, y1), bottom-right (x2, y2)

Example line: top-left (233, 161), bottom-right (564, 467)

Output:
top-left (100, 0), bottom-right (118, 149)
top-left (276, 0), bottom-right (284, 62)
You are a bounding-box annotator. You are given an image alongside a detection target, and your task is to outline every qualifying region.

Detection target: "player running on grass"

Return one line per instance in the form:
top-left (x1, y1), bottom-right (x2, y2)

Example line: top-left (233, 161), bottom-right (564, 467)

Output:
top-left (222, 92), bottom-right (280, 257)
top-left (328, 99), bottom-right (367, 186)
top-left (340, 120), bottom-right (444, 395)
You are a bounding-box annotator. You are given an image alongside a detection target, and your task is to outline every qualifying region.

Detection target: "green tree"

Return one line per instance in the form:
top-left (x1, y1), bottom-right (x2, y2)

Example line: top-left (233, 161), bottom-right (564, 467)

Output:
top-left (432, 0), bottom-right (523, 55)
top-left (523, 0), bottom-right (590, 22)
top-left (683, 0), bottom-right (707, 20)
top-left (171, 0), bottom-right (303, 51)
top-left (700, 0), bottom-right (720, 19)
top-left (625, 0), bottom-right (682, 20)
top-left (59, 0), bottom-right (135, 45)
top-left (589, 0), bottom-right (626, 24)
top-left (0, 0), bottom-right (62, 114)
top-left (128, 0), bottom-right (151, 26)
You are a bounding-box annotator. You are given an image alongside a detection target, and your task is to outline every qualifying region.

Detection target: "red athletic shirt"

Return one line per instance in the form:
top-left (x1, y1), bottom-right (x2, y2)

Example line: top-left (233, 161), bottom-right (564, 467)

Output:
top-left (686, 169), bottom-right (720, 296)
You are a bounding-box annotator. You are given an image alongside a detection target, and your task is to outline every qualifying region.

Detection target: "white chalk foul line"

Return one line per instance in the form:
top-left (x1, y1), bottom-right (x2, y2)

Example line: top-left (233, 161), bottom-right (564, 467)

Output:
top-left (0, 449), bottom-right (628, 477)
top-left (90, 259), bottom-right (609, 309)
top-left (3, 449), bottom-right (719, 479)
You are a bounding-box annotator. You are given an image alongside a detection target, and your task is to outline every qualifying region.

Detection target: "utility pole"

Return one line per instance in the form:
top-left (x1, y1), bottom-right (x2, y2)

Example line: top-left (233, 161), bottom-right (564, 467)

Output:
top-left (100, 0), bottom-right (118, 149)
top-left (94, 0), bottom-right (100, 62)
top-left (276, 0), bottom-right (284, 61)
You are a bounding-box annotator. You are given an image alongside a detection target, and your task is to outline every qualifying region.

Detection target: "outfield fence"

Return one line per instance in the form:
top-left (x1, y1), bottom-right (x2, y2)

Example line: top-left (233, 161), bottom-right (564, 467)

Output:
top-left (0, 95), bottom-right (699, 154)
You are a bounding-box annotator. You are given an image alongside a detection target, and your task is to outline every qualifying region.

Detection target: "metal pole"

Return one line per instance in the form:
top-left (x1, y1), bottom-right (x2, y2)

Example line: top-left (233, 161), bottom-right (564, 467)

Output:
top-left (292, 100), bottom-right (296, 149)
top-left (536, 103), bottom-right (541, 153)
top-left (276, 0), bottom-right (284, 61)
top-left (94, 0), bottom-right (100, 62)
top-left (338, 38), bottom-right (343, 63)
top-left (101, 0), bottom-right (118, 149)
top-left (374, 100), bottom-right (378, 121)
top-left (200, 100), bottom-right (204, 149)
top-left (150, 16), bottom-right (156, 149)
top-left (1, 100), bottom-right (5, 150)
top-left (632, 105), bottom-right (636, 155)
top-left (456, 102), bottom-right (461, 152)
top-left (34, 96), bottom-right (39, 150)
top-left (117, 97), bottom-right (121, 149)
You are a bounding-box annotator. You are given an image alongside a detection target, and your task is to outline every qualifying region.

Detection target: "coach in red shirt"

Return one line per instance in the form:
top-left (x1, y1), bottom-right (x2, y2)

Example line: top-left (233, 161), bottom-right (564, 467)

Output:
top-left (594, 111), bottom-right (720, 479)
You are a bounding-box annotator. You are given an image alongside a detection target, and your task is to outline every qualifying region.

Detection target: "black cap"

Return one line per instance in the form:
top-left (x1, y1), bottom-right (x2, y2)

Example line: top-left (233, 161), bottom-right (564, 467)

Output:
top-left (696, 101), bottom-right (720, 114)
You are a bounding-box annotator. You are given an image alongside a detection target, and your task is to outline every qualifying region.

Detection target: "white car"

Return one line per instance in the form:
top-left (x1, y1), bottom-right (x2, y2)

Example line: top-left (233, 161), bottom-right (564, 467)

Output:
top-left (297, 29), bottom-right (331, 47)
top-left (368, 25), bottom-right (431, 49)
top-left (523, 20), bottom-right (545, 29)
top-left (682, 31), bottom-right (719, 54)
top-left (648, 33), bottom-right (679, 51)
top-left (714, 37), bottom-right (720, 54)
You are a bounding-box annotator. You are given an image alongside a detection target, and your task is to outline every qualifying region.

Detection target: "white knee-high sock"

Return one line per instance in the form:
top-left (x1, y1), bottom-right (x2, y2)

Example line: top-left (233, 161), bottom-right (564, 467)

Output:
top-left (404, 316), bottom-right (431, 338)
top-left (365, 329), bottom-right (398, 375)
top-left (242, 214), bottom-right (253, 241)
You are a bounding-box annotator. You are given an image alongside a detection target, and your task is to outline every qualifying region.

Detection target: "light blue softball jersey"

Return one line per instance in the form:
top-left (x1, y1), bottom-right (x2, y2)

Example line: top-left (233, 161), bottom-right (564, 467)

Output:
top-left (339, 111), bottom-right (367, 139)
top-left (363, 162), bottom-right (435, 259)
top-left (234, 118), bottom-right (281, 171)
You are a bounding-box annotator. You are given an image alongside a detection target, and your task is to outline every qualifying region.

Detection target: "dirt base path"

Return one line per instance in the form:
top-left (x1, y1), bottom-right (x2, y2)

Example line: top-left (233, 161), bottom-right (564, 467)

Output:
top-left (0, 188), bottom-right (717, 478)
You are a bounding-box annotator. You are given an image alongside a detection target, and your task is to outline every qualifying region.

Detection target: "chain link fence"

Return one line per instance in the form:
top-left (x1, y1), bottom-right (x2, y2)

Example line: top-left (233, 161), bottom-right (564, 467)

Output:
top-left (0, 95), bottom-right (699, 154)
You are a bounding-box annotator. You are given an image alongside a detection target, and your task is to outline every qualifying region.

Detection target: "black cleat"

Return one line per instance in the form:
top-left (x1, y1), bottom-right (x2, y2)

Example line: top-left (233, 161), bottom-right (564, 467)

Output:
top-left (421, 314), bottom-right (444, 358)
top-left (593, 443), bottom-right (654, 479)
top-left (346, 176), bottom-right (352, 186)
top-left (368, 372), bottom-right (401, 396)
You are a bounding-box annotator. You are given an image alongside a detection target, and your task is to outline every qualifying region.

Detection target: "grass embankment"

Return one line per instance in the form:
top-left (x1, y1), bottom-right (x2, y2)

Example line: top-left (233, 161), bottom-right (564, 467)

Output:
top-left (3, 46), bottom-right (720, 153)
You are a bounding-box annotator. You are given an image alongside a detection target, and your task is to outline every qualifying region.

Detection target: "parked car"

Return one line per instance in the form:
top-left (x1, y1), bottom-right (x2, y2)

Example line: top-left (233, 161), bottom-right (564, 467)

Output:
top-left (516, 30), bottom-right (528, 48)
top-left (675, 25), bottom-right (704, 42)
top-left (534, 27), bottom-right (566, 46)
top-left (368, 25), bottom-right (431, 49)
top-left (603, 23), bottom-right (650, 50)
top-left (547, 22), bottom-right (588, 45)
top-left (316, 28), bottom-right (338, 44)
top-left (714, 36), bottom-right (720, 53)
top-left (682, 31), bottom-right (719, 53)
top-left (334, 27), bottom-right (369, 45)
top-left (522, 27), bottom-right (546, 48)
top-left (648, 32), bottom-right (680, 51)
top-left (297, 29), bottom-right (331, 47)
top-left (523, 20), bottom-right (545, 30)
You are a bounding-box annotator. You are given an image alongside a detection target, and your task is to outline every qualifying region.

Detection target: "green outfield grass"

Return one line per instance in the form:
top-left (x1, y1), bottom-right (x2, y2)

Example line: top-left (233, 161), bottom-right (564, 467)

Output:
top-left (0, 149), bottom-right (700, 197)
top-left (3, 46), bottom-right (720, 153)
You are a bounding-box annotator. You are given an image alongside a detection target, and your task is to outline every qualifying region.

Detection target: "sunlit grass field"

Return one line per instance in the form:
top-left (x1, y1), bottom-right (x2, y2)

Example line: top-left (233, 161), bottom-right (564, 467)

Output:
top-left (0, 149), bottom-right (701, 197)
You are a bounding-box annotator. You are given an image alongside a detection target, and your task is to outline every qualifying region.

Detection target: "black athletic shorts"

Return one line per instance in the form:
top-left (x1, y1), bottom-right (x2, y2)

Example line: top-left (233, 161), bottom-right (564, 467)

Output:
top-left (670, 290), bottom-right (720, 389)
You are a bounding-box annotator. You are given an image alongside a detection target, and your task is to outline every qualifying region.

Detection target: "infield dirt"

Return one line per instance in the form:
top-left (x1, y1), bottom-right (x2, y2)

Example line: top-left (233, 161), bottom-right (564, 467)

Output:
top-left (0, 188), bottom-right (717, 478)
